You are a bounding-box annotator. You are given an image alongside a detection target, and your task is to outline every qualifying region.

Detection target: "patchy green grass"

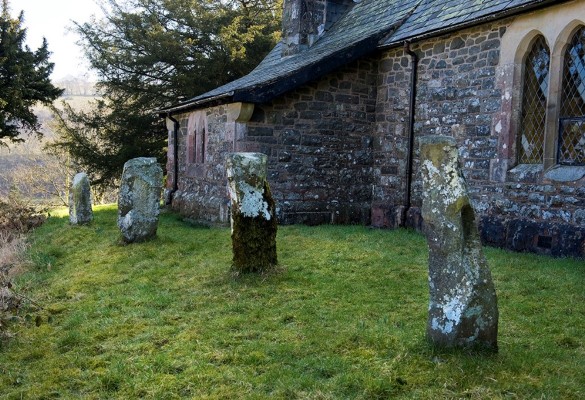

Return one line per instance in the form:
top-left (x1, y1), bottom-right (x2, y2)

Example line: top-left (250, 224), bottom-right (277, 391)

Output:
top-left (0, 205), bottom-right (583, 399)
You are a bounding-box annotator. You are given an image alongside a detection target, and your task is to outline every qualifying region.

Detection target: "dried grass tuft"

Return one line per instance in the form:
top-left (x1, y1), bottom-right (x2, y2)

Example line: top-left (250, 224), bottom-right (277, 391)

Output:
top-left (0, 197), bottom-right (41, 340)
top-left (0, 232), bottom-right (30, 277)
top-left (0, 197), bottom-right (46, 240)
top-left (1, 233), bottom-right (29, 337)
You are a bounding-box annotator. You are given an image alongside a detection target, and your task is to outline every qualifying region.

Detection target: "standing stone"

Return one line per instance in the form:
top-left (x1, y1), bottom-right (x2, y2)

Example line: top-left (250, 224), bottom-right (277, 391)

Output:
top-left (420, 135), bottom-right (498, 351)
top-left (226, 153), bottom-right (277, 273)
top-left (117, 157), bottom-right (163, 243)
top-left (69, 172), bottom-right (93, 225)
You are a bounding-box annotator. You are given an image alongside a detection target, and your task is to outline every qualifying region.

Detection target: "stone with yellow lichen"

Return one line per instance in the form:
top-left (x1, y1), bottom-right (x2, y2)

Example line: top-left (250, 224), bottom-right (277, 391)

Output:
top-left (420, 135), bottom-right (499, 352)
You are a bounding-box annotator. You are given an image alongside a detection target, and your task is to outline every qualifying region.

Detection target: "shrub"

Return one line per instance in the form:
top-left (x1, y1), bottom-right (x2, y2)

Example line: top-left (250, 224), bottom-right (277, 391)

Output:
top-left (0, 196), bottom-right (46, 238)
top-left (0, 233), bottom-right (27, 341)
top-left (0, 195), bottom-right (44, 341)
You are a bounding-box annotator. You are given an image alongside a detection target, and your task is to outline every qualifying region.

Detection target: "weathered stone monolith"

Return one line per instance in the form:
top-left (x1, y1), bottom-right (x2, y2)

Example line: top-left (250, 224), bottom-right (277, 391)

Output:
top-left (226, 153), bottom-right (277, 273)
top-left (69, 172), bottom-right (93, 225)
top-left (420, 135), bottom-right (498, 351)
top-left (117, 157), bottom-right (163, 243)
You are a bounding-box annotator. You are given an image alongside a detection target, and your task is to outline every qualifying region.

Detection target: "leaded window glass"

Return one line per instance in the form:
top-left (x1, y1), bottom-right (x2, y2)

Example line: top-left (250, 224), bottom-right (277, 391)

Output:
top-left (518, 36), bottom-right (550, 164)
top-left (559, 27), bottom-right (585, 165)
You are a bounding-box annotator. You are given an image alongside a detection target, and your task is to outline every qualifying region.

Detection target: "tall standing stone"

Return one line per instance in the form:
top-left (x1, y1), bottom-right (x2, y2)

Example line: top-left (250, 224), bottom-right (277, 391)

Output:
top-left (69, 172), bottom-right (93, 225)
top-left (420, 135), bottom-right (498, 351)
top-left (117, 157), bottom-right (163, 243)
top-left (226, 153), bottom-right (277, 273)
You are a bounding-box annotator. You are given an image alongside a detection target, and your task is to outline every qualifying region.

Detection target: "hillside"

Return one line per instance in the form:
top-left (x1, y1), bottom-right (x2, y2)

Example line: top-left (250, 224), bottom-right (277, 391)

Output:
top-left (0, 93), bottom-right (98, 200)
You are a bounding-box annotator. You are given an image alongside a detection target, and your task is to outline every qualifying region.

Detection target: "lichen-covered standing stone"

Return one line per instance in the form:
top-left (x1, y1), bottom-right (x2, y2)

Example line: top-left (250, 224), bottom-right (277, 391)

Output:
top-left (226, 153), bottom-right (277, 273)
top-left (420, 135), bottom-right (499, 351)
top-left (69, 172), bottom-right (93, 225)
top-left (117, 157), bottom-right (163, 243)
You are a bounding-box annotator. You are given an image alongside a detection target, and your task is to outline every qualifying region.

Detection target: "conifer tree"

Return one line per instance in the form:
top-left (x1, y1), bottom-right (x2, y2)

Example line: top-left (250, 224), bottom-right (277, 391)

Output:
top-left (51, 0), bottom-right (281, 192)
top-left (0, 0), bottom-right (63, 144)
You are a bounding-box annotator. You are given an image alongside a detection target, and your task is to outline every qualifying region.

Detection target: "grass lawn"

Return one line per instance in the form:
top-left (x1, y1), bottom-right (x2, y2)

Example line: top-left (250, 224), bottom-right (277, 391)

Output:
top-left (1, 205), bottom-right (584, 399)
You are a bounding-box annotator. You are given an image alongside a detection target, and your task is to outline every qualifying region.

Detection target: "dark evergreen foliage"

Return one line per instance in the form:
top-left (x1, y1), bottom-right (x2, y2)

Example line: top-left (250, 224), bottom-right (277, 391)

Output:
top-left (231, 181), bottom-right (278, 273)
top-left (51, 0), bottom-right (282, 192)
top-left (0, 1), bottom-right (63, 144)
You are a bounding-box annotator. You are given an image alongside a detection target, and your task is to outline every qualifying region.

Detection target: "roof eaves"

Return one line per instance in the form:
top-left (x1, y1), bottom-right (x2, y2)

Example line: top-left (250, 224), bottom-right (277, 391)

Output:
top-left (232, 1), bottom-right (423, 104)
top-left (158, 91), bottom-right (235, 116)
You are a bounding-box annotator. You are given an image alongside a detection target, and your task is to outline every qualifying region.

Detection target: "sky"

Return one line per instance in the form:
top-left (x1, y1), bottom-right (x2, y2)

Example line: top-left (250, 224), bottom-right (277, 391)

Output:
top-left (12, 0), bottom-right (103, 81)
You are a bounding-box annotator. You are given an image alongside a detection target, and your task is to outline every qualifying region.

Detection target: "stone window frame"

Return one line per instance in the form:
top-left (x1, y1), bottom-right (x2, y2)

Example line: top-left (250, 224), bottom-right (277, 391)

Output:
top-left (186, 112), bottom-right (207, 165)
top-left (557, 26), bottom-right (585, 166)
top-left (502, 9), bottom-right (585, 182)
top-left (543, 22), bottom-right (585, 172)
top-left (186, 131), bottom-right (196, 164)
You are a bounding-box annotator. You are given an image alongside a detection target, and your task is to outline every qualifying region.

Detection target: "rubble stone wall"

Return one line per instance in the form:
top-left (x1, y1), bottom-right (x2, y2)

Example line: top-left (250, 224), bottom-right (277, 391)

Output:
top-left (243, 57), bottom-right (379, 225)
top-left (374, 17), bottom-right (585, 257)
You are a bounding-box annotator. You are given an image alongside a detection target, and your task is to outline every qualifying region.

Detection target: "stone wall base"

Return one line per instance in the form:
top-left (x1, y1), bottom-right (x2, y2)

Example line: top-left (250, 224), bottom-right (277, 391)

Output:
top-left (480, 217), bottom-right (585, 258)
top-left (372, 206), bottom-right (584, 258)
top-left (171, 190), bottom-right (230, 225)
top-left (169, 194), bottom-right (584, 258)
top-left (371, 204), bottom-right (423, 231)
top-left (278, 203), bottom-right (371, 226)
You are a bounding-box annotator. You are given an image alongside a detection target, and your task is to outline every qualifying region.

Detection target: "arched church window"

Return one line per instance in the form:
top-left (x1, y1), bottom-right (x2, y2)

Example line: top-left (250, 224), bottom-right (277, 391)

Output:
top-left (559, 26), bottom-right (585, 165)
top-left (518, 35), bottom-right (549, 164)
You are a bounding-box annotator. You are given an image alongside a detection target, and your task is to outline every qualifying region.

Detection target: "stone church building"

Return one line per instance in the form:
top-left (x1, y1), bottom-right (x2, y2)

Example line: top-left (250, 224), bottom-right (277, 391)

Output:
top-left (159, 0), bottom-right (585, 257)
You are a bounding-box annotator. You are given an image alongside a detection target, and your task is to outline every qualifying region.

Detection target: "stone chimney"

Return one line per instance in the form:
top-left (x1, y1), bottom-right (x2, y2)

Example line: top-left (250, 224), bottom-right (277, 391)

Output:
top-left (281, 0), bottom-right (354, 57)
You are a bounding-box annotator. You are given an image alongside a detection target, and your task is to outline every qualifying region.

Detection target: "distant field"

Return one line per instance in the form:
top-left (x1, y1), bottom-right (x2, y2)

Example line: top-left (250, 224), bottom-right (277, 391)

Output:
top-left (0, 95), bottom-right (98, 198)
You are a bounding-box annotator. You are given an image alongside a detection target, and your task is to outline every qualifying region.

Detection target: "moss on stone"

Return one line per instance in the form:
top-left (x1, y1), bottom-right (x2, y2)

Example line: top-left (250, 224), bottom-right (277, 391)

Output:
top-left (231, 181), bottom-right (278, 273)
top-left (69, 172), bottom-right (93, 225)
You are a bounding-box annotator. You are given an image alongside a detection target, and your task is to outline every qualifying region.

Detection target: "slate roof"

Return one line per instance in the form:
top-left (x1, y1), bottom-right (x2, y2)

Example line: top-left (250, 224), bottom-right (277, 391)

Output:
top-left (386, 0), bottom-right (563, 44)
top-left (160, 0), bottom-right (565, 114)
